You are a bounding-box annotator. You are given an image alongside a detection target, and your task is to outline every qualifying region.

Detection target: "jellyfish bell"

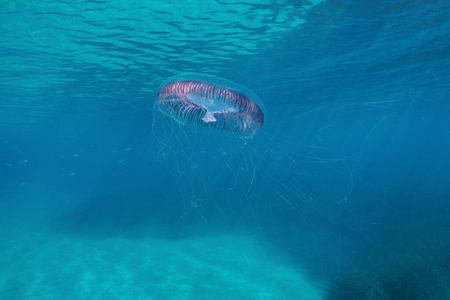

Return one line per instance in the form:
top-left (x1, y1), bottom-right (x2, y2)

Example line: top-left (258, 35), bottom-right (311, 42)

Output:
top-left (154, 73), bottom-right (265, 139)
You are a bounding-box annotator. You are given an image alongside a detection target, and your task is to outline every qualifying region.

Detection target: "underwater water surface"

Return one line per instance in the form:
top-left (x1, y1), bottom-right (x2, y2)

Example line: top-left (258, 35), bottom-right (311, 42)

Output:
top-left (1, 0), bottom-right (450, 299)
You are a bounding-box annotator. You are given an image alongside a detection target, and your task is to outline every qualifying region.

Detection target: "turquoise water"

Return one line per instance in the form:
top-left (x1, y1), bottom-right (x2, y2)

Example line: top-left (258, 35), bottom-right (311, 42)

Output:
top-left (1, 1), bottom-right (450, 299)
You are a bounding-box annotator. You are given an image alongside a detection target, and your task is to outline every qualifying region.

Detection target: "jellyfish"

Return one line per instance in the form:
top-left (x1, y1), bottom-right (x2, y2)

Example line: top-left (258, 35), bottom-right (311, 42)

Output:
top-left (153, 73), bottom-right (364, 273)
top-left (152, 73), bottom-right (395, 285)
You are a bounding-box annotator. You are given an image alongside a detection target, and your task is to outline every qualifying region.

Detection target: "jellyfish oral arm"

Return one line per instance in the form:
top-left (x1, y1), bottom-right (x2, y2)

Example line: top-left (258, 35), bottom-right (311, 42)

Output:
top-left (202, 111), bottom-right (217, 123)
top-left (186, 93), bottom-right (238, 123)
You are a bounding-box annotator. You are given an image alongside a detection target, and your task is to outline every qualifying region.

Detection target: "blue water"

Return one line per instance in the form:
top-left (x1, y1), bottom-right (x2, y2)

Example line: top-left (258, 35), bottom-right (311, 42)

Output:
top-left (1, 0), bottom-right (450, 299)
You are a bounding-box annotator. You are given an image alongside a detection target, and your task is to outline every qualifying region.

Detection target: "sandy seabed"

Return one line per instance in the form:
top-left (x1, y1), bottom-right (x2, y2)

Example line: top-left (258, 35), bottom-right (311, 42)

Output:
top-left (0, 232), bottom-right (323, 300)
